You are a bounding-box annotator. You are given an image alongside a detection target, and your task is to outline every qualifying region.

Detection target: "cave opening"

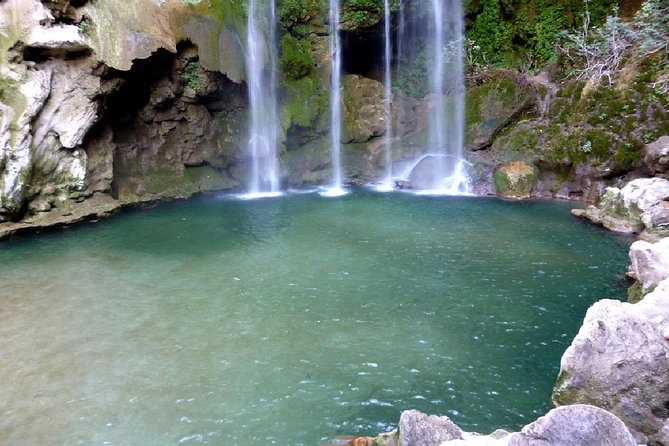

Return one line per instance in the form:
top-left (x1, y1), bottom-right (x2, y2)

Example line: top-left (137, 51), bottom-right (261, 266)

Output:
top-left (101, 47), bottom-right (178, 124)
top-left (86, 41), bottom-right (247, 199)
top-left (340, 19), bottom-right (398, 82)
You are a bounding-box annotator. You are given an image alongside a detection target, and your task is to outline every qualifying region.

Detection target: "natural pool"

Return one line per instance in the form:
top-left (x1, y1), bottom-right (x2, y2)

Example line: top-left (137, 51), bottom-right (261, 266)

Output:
top-left (0, 191), bottom-right (631, 445)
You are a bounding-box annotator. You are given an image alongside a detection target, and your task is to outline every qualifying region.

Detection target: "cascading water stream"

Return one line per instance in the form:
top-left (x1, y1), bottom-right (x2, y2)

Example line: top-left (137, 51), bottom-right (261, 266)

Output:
top-left (396, 0), bottom-right (470, 194)
top-left (322, 0), bottom-right (347, 197)
top-left (377, 0), bottom-right (394, 191)
top-left (245, 0), bottom-right (281, 198)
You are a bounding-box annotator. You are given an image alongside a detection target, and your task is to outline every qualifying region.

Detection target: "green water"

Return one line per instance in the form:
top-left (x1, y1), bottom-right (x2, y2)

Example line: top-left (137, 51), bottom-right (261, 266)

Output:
top-left (0, 191), bottom-right (631, 445)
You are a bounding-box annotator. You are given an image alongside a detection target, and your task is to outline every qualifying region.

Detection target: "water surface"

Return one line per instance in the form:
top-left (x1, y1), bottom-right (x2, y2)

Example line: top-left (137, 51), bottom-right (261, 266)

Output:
top-left (0, 191), bottom-right (631, 445)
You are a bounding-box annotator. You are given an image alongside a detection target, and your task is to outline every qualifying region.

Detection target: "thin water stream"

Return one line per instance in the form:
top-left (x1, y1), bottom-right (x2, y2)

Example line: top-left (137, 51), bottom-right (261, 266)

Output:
top-left (325, 0), bottom-right (345, 196)
top-left (245, 0), bottom-right (280, 196)
top-left (0, 192), bottom-right (630, 445)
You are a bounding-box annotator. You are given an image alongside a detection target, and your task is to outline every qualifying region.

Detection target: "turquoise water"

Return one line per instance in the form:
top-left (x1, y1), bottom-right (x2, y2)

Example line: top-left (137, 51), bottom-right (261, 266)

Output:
top-left (0, 191), bottom-right (631, 445)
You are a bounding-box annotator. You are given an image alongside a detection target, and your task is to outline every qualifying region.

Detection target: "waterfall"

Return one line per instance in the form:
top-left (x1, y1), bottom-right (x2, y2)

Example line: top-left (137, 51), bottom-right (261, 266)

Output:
top-left (398, 0), bottom-right (469, 194)
top-left (378, 0), bottom-right (394, 191)
top-left (321, 0), bottom-right (347, 197)
top-left (245, 0), bottom-right (281, 198)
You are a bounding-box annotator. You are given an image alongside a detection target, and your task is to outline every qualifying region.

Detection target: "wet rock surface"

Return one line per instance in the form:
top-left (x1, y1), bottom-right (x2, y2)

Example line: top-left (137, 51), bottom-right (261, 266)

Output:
top-left (376, 406), bottom-right (636, 446)
top-left (572, 177), bottom-right (669, 234)
top-left (552, 281), bottom-right (669, 443)
top-left (629, 237), bottom-right (669, 292)
top-left (493, 161), bottom-right (537, 199)
top-left (645, 136), bottom-right (669, 179)
top-left (507, 405), bottom-right (636, 446)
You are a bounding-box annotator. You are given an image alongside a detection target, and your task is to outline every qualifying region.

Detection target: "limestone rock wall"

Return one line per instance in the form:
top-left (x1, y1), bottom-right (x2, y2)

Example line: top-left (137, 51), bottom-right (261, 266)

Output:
top-left (1, 0), bottom-right (667, 231)
top-left (0, 0), bottom-right (251, 230)
top-left (0, 0), bottom-right (102, 221)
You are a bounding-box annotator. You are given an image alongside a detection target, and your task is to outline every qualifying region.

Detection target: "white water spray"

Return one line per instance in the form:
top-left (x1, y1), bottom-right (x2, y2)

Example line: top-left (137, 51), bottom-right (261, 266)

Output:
top-left (322, 0), bottom-right (347, 197)
top-left (377, 0), bottom-right (394, 192)
top-left (245, 0), bottom-right (282, 198)
top-left (396, 0), bottom-right (469, 194)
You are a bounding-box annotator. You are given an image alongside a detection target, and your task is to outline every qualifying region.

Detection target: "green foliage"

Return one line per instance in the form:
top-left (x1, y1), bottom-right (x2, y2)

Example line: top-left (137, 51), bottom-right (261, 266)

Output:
top-left (278, 0), bottom-right (325, 29)
top-left (467, 0), bottom-right (514, 65)
top-left (394, 52), bottom-right (428, 98)
top-left (465, 0), bottom-right (617, 71)
top-left (580, 140), bottom-right (592, 154)
top-left (280, 34), bottom-right (313, 79)
top-left (279, 0), bottom-right (308, 27)
top-left (533, 6), bottom-right (566, 66)
top-left (634, 0), bottom-right (669, 56)
top-left (182, 61), bottom-right (202, 91)
top-left (643, 130), bottom-right (657, 144)
top-left (184, 0), bottom-right (249, 26)
top-left (558, 1), bottom-right (668, 85)
top-left (340, 0), bottom-right (399, 27)
top-left (77, 17), bottom-right (91, 35)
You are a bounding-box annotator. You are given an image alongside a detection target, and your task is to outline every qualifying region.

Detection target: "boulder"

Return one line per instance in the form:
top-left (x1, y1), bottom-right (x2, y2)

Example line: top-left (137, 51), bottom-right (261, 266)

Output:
top-left (398, 410), bottom-right (462, 445)
top-left (552, 282), bottom-right (669, 443)
top-left (465, 71), bottom-right (533, 151)
top-left (342, 74), bottom-right (386, 143)
top-left (376, 410), bottom-right (463, 445)
top-left (658, 419), bottom-right (669, 445)
top-left (644, 135), bottom-right (669, 178)
top-left (629, 237), bottom-right (669, 292)
top-left (0, 68), bottom-right (53, 218)
top-left (573, 177), bottom-right (669, 233)
top-left (404, 155), bottom-right (469, 192)
top-left (381, 406), bottom-right (635, 446)
top-left (493, 161), bottom-right (537, 199)
top-left (507, 405), bottom-right (636, 446)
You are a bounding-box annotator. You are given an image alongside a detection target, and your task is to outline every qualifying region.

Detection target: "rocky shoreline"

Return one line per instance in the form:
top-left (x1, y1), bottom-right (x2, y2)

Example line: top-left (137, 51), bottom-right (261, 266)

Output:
top-left (346, 172), bottom-right (669, 445)
top-left (2, 1), bottom-right (669, 445)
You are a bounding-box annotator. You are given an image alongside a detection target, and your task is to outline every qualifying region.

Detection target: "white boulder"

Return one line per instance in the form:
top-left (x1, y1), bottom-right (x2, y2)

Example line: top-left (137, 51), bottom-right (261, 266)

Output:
top-left (573, 177), bottom-right (669, 233)
top-left (552, 280), bottom-right (669, 443)
top-left (629, 237), bottom-right (669, 292)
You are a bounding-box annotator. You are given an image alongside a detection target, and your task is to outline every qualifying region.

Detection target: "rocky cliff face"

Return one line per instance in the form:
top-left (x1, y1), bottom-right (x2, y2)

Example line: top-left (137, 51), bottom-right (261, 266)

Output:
top-left (1, 0), bottom-right (667, 236)
top-left (0, 0), bottom-right (259, 234)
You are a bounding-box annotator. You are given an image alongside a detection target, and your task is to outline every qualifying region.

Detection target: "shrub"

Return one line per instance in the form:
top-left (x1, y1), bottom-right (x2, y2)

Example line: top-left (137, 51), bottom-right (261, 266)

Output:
top-left (558, 0), bottom-right (668, 85)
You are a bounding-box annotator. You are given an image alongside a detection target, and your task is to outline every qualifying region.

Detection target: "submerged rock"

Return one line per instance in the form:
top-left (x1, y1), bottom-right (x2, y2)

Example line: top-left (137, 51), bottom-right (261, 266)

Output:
top-left (572, 177), bottom-right (669, 233)
top-left (552, 282), bottom-right (669, 443)
top-left (493, 161), bottom-right (537, 199)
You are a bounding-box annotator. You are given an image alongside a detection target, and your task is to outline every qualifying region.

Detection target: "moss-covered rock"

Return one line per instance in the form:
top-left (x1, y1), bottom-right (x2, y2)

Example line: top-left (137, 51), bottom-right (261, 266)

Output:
top-left (572, 178), bottom-right (669, 233)
top-left (342, 74), bottom-right (386, 143)
top-left (493, 160), bottom-right (537, 199)
top-left (180, 3), bottom-right (246, 83)
top-left (281, 71), bottom-right (327, 133)
top-left (279, 33), bottom-right (313, 79)
top-left (465, 70), bottom-right (533, 150)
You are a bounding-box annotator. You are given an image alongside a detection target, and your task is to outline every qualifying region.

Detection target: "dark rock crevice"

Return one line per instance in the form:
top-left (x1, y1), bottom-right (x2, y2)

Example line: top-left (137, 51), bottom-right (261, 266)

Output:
top-left (81, 41), bottom-right (248, 203)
